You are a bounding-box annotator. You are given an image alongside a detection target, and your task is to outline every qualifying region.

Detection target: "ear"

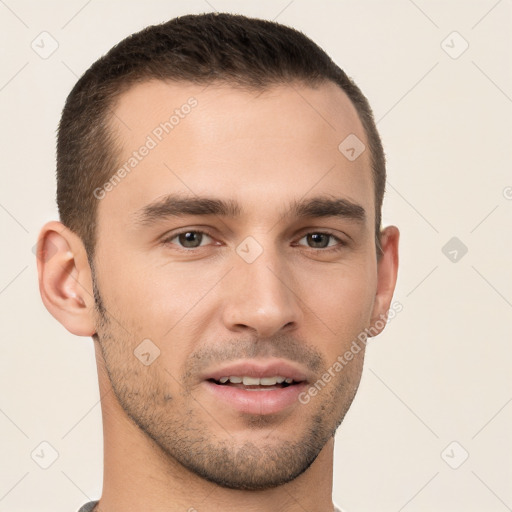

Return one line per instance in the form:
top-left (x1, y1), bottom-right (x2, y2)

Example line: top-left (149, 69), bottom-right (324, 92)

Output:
top-left (36, 221), bottom-right (96, 337)
top-left (368, 225), bottom-right (400, 337)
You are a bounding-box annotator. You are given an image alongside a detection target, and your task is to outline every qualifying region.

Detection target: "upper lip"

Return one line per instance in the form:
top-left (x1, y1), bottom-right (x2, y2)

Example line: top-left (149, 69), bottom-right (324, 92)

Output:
top-left (202, 359), bottom-right (309, 383)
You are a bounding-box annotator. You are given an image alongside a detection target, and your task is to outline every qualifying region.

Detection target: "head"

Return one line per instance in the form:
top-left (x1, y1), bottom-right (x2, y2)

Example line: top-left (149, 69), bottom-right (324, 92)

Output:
top-left (38, 13), bottom-right (398, 491)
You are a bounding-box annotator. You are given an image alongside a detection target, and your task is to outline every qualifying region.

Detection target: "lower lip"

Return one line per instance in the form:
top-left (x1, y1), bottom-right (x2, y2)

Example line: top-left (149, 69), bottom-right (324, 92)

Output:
top-left (202, 381), bottom-right (307, 415)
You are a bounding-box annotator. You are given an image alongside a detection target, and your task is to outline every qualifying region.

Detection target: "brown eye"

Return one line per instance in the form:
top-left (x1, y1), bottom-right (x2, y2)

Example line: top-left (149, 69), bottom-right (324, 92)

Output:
top-left (178, 231), bottom-right (203, 248)
top-left (164, 230), bottom-right (213, 249)
top-left (306, 233), bottom-right (330, 248)
top-left (297, 232), bottom-right (343, 250)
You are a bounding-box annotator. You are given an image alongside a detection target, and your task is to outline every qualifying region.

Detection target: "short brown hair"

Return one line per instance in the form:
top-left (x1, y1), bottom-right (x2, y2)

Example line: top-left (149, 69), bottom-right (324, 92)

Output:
top-left (56, 12), bottom-right (385, 259)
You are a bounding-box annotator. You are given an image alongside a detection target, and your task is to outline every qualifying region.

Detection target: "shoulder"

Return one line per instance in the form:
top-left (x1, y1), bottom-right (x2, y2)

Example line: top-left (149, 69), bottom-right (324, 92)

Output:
top-left (77, 501), bottom-right (99, 512)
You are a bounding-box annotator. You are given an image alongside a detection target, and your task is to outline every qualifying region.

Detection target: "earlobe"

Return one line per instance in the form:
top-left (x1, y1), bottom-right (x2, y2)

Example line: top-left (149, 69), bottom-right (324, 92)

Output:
top-left (36, 221), bottom-right (97, 337)
top-left (368, 225), bottom-right (400, 337)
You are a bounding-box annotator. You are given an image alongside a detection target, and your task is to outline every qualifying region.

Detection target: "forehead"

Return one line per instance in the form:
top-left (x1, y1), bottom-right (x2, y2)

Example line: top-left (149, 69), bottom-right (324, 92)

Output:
top-left (99, 79), bottom-right (374, 229)
top-left (111, 79), bottom-right (367, 149)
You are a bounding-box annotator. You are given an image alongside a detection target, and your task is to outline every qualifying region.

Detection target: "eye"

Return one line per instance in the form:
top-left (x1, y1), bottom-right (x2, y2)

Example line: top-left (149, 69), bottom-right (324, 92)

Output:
top-left (161, 229), bottom-right (346, 253)
top-left (163, 230), bottom-right (214, 249)
top-left (296, 232), bottom-right (345, 251)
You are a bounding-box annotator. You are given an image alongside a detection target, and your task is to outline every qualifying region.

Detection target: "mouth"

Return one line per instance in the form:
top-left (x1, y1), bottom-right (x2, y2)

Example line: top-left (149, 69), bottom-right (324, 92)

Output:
top-left (207, 375), bottom-right (303, 391)
top-left (201, 360), bottom-right (309, 415)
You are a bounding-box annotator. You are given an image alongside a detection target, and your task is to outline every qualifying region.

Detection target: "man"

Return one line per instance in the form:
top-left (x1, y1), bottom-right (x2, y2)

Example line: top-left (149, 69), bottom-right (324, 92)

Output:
top-left (36, 12), bottom-right (399, 512)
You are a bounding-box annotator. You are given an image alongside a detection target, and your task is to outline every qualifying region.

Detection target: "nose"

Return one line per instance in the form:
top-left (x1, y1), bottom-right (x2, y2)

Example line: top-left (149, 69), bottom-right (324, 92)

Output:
top-left (221, 244), bottom-right (302, 338)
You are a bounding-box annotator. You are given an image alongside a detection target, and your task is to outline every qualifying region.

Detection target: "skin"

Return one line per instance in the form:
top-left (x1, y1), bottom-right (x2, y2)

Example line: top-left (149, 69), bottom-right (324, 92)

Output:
top-left (37, 80), bottom-right (399, 512)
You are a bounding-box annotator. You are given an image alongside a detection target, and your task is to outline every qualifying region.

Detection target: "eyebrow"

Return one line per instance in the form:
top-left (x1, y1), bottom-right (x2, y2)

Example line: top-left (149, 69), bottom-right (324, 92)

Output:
top-left (134, 193), bottom-right (366, 226)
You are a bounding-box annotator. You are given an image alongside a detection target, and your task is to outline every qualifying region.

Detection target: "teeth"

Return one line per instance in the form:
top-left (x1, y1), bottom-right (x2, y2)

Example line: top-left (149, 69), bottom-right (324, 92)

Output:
top-left (218, 376), bottom-right (292, 385)
top-left (243, 376), bottom-right (260, 385)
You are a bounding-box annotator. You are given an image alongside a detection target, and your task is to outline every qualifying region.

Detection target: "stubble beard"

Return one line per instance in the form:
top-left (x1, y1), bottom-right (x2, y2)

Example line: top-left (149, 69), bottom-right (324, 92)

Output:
top-left (91, 270), bottom-right (363, 490)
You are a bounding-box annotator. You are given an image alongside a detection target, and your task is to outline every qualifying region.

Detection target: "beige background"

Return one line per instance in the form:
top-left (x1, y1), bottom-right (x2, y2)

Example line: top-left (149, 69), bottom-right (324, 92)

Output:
top-left (1, 1), bottom-right (511, 511)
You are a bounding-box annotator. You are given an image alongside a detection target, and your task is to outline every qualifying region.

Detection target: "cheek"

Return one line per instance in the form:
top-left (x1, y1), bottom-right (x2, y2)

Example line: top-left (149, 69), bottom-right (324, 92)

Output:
top-left (96, 255), bottom-right (221, 360)
top-left (97, 248), bottom-right (187, 318)
top-left (300, 261), bottom-right (377, 341)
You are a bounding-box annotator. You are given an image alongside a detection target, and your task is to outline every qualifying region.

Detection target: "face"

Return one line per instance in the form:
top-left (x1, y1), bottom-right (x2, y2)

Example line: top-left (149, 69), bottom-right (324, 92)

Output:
top-left (92, 80), bottom-right (381, 490)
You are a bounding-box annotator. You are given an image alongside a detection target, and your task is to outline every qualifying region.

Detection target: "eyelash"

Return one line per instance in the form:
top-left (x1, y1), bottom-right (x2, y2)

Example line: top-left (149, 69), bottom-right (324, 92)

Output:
top-left (161, 229), bottom-right (347, 253)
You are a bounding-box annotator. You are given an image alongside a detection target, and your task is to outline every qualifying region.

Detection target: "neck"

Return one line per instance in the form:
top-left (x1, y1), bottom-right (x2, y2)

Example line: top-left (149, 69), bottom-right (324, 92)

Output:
top-left (93, 342), bottom-right (335, 512)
